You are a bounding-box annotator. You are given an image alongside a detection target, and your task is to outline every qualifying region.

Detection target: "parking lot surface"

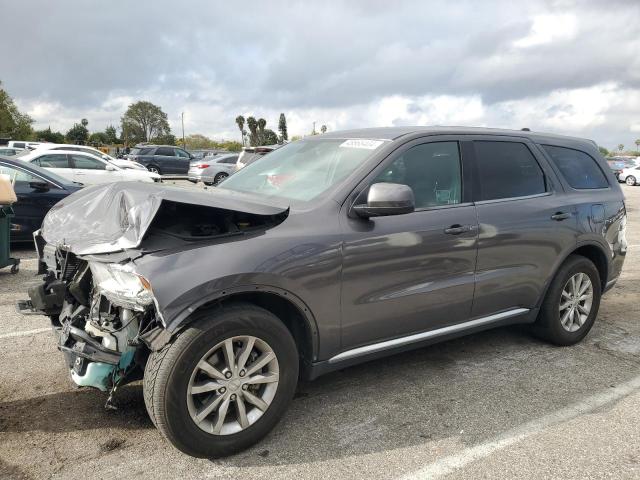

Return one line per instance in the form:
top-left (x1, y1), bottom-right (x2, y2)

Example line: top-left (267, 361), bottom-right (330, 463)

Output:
top-left (1, 182), bottom-right (639, 480)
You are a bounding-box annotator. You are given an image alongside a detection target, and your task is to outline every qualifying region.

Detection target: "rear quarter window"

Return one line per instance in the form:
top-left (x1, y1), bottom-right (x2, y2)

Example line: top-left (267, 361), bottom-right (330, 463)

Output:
top-left (541, 145), bottom-right (609, 189)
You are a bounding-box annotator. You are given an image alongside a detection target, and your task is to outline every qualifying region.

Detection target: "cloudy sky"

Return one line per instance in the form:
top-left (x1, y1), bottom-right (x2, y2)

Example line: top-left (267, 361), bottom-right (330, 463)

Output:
top-left (2, 0), bottom-right (639, 149)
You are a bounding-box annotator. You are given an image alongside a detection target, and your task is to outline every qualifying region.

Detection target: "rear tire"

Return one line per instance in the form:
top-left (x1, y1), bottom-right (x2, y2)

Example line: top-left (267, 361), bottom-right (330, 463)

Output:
top-left (626, 176), bottom-right (636, 186)
top-left (147, 165), bottom-right (162, 175)
top-left (533, 255), bottom-right (601, 346)
top-left (143, 303), bottom-right (298, 458)
top-left (214, 172), bottom-right (228, 185)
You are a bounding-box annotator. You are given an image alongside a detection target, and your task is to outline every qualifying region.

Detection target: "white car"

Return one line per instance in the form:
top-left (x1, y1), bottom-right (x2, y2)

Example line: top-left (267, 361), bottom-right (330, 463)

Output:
top-left (19, 150), bottom-right (161, 185)
top-left (619, 166), bottom-right (640, 186)
top-left (32, 143), bottom-right (147, 170)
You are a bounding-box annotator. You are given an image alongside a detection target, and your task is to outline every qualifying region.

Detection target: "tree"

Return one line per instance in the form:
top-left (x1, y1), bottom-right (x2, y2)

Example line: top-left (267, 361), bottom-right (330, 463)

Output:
top-left (66, 123), bottom-right (89, 144)
top-left (88, 132), bottom-right (109, 145)
top-left (618, 144), bottom-right (624, 152)
top-left (0, 80), bottom-right (34, 140)
top-left (290, 135), bottom-right (302, 142)
top-left (278, 113), bottom-right (288, 142)
top-left (246, 116), bottom-right (258, 146)
top-left (105, 125), bottom-right (119, 144)
top-left (153, 133), bottom-right (176, 145)
top-left (598, 146), bottom-right (609, 157)
top-left (635, 139), bottom-right (640, 152)
top-left (81, 118), bottom-right (88, 128)
top-left (257, 118), bottom-right (267, 145)
top-left (261, 128), bottom-right (279, 145)
top-left (34, 127), bottom-right (64, 143)
top-left (121, 101), bottom-right (171, 144)
top-left (320, 124), bottom-right (327, 134)
top-left (235, 115), bottom-right (245, 146)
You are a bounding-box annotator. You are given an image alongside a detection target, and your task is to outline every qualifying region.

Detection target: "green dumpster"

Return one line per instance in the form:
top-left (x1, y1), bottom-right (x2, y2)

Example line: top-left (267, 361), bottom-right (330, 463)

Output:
top-left (0, 205), bottom-right (20, 274)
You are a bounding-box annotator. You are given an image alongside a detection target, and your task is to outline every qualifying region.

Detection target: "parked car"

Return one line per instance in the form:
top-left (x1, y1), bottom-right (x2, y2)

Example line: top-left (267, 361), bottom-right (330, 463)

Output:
top-left (189, 149), bottom-right (230, 160)
top-left (235, 145), bottom-right (280, 171)
top-left (127, 145), bottom-right (193, 175)
top-left (0, 156), bottom-right (81, 242)
top-left (607, 157), bottom-right (638, 180)
top-left (20, 127), bottom-right (626, 458)
top-left (188, 153), bottom-right (239, 185)
top-left (19, 150), bottom-right (161, 185)
top-left (31, 143), bottom-right (141, 168)
top-left (7, 140), bottom-right (42, 150)
top-left (618, 165), bottom-right (640, 185)
top-left (0, 147), bottom-right (22, 156)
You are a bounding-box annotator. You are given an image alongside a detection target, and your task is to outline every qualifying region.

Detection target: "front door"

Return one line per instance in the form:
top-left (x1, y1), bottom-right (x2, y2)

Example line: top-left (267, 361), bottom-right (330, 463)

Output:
top-left (340, 139), bottom-right (478, 351)
top-left (69, 154), bottom-right (113, 184)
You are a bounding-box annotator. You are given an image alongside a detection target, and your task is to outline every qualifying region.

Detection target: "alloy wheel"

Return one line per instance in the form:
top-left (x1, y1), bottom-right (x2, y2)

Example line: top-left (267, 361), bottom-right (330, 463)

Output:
top-left (626, 176), bottom-right (636, 186)
top-left (186, 336), bottom-right (280, 435)
top-left (559, 272), bottom-right (593, 332)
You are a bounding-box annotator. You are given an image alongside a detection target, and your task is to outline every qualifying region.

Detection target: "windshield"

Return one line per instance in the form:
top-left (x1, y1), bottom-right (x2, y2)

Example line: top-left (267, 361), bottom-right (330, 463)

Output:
top-left (219, 138), bottom-right (385, 203)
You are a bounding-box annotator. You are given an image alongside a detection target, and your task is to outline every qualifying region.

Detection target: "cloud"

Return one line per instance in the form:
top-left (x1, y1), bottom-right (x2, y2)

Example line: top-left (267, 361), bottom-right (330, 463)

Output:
top-left (1, 0), bottom-right (639, 148)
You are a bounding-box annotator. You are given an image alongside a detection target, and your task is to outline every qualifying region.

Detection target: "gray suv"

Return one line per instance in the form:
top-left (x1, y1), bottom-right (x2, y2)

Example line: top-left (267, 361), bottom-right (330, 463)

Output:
top-left (128, 145), bottom-right (193, 175)
top-left (20, 127), bottom-right (626, 458)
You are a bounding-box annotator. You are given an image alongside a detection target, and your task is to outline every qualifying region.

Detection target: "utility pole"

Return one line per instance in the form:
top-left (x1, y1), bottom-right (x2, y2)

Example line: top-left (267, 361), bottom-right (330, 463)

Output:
top-left (181, 112), bottom-right (186, 148)
top-left (312, 121), bottom-right (316, 135)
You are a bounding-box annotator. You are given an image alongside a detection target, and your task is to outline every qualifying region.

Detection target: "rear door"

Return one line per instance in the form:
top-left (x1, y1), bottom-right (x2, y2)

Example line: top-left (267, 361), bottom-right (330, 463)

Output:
top-left (340, 137), bottom-right (479, 351)
top-left (32, 154), bottom-right (73, 182)
top-left (469, 136), bottom-right (577, 318)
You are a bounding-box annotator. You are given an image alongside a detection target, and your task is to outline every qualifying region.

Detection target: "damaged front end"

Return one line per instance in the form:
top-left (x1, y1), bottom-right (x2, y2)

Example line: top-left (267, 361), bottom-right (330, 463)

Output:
top-left (17, 182), bottom-right (289, 403)
top-left (19, 241), bottom-right (161, 400)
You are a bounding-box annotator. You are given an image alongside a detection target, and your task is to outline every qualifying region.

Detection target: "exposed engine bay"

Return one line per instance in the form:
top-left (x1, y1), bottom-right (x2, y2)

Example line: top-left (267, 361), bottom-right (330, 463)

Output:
top-left (18, 182), bottom-right (290, 405)
top-left (20, 246), bottom-right (158, 404)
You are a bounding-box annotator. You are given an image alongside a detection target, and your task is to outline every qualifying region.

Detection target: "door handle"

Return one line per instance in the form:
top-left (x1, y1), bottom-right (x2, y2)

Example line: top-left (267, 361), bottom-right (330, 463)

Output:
top-left (444, 224), bottom-right (472, 235)
top-left (551, 212), bottom-right (571, 221)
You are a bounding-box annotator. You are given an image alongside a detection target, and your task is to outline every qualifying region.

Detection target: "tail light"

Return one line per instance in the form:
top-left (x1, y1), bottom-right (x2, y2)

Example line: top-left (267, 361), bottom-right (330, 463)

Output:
top-left (196, 164), bottom-right (209, 169)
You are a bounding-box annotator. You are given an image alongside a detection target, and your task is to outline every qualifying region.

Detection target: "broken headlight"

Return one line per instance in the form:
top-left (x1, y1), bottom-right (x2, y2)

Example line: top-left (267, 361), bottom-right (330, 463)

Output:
top-left (89, 262), bottom-right (154, 310)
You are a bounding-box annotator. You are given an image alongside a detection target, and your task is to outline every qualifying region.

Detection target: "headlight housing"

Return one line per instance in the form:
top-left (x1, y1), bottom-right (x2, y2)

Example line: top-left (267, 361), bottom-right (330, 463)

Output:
top-left (89, 262), bottom-right (154, 310)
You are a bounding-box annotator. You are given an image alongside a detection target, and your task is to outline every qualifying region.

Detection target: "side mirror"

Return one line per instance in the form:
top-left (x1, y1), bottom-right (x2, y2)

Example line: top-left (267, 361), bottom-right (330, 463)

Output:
top-left (105, 164), bottom-right (117, 171)
top-left (29, 180), bottom-right (50, 192)
top-left (352, 182), bottom-right (415, 218)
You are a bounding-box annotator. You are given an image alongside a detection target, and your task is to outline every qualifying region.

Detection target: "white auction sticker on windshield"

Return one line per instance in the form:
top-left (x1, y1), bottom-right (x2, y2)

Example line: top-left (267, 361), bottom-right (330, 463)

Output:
top-left (339, 139), bottom-right (385, 150)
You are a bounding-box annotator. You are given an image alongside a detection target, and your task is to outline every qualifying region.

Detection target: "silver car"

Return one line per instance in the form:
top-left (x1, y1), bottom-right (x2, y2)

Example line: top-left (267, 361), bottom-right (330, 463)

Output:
top-left (188, 153), bottom-right (239, 185)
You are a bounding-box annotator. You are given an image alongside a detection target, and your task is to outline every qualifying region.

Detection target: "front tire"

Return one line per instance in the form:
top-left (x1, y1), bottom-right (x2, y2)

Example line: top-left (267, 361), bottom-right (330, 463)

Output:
top-left (147, 165), bottom-right (162, 175)
top-left (533, 255), bottom-right (601, 346)
top-left (143, 303), bottom-right (298, 457)
top-left (626, 175), bottom-right (636, 186)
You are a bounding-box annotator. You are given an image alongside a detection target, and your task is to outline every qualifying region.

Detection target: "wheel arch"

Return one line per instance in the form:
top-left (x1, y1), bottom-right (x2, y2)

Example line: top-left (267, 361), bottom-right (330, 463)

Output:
top-left (538, 241), bottom-right (609, 308)
top-left (165, 285), bottom-right (320, 370)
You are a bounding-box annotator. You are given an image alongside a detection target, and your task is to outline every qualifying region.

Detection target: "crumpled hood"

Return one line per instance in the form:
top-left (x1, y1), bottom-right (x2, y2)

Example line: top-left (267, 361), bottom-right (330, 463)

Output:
top-left (41, 181), bottom-right (288, 255)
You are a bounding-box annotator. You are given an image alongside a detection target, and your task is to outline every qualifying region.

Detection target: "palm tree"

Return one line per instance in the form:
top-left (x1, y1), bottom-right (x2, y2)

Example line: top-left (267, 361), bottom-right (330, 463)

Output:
top-left (257, 118), bottom-right (266, 145)
top-left (246, 117), bottom-right (258, 146)
top-left (618, 144), bottom-right (624, 152)
top-left (235, 116), bottom-right (245, 146)
top-left (321, 125), bottom-right (327, 134)
top-left (635, 139), bottom-right (640, 152)
top-left (81, 118), bottom-right (88, 128)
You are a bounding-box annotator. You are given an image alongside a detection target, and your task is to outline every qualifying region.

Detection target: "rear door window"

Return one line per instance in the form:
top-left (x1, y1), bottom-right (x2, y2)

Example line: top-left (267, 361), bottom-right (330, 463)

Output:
top-left (473, 141), bottom-right (546, 201)
top-left (35, 154), bottom-right (70, 168)
top-left (156, 147), bottom-right (174, 156)
top-left (541, 145), bottom-right (609, 189)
